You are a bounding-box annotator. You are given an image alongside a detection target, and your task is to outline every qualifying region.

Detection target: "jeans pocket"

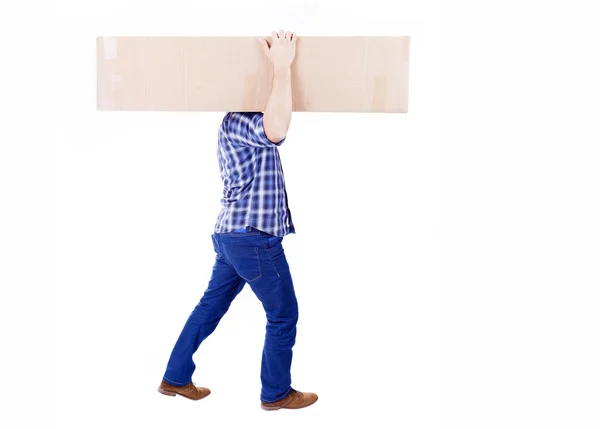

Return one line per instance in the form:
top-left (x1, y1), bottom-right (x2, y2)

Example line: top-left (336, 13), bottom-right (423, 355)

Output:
top-left (260, 236), bottom-right (283, 277)
top-left (222, 243), bottom-right (262, 282)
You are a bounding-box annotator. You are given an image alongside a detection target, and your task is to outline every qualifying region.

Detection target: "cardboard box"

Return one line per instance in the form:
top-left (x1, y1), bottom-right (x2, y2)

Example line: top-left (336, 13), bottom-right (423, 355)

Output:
top-left (97, 36), bottom-right (410, 113)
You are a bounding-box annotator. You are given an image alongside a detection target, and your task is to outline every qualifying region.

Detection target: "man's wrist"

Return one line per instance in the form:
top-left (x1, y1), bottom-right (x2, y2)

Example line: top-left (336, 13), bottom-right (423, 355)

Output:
top-left (273, 66), bottom-right (291, 78)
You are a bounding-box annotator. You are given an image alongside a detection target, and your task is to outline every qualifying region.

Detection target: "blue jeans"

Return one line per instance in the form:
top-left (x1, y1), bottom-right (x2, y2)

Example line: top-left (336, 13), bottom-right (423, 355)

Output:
top-left (162, 227), bottom-right (299, 403)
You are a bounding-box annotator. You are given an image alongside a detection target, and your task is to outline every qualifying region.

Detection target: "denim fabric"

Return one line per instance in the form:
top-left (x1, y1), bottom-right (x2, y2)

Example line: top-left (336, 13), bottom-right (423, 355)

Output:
top-left (162, 227), bottom-right (298, 403)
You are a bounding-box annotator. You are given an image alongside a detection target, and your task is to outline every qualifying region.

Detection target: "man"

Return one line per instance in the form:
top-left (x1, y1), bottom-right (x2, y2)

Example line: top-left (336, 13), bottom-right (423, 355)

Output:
top-left (157, 30), bottom-right (318, 411)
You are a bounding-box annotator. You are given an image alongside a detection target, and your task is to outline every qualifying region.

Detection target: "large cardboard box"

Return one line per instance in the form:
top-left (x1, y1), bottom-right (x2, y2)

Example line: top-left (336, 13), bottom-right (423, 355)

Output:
top-left (96, 36), bottom-right (410, 113)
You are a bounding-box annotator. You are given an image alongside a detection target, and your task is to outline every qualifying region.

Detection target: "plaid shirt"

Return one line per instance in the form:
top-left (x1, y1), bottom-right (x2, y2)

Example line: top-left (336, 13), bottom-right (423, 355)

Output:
top-left (214, 112), bottom-right (295, 237)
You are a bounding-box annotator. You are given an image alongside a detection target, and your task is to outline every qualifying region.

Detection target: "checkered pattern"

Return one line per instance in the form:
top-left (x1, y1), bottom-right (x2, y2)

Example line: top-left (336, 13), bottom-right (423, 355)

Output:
top-left (214, 112), bottom-right (295, 237)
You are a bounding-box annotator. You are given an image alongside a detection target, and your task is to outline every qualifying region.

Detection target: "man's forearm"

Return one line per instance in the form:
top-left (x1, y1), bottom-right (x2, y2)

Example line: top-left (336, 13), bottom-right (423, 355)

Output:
top-left (263, 67), bottom-right (292, 143)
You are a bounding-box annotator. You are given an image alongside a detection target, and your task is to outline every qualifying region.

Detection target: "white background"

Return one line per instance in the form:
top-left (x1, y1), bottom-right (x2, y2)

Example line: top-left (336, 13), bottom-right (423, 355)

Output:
top-left (1, 0), bottom-right (599, 428)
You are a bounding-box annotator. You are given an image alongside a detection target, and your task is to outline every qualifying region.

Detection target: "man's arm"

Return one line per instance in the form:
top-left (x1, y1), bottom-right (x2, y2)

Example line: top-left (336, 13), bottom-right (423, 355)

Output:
top-left (264, 68), bottom-right (292, 143)
top-left (258, 30), bottom-right (297, 143)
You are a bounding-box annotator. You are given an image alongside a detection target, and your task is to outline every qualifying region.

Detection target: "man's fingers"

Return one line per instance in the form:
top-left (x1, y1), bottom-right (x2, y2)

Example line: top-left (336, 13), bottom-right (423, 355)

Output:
top-left (272, 31), bottom-right (279, 40)
top-left (284, 31), bottom-right (291, 39)
top-left (291, 33), bottom-right (297, 43)
top-left (278, 29), bottom-right (285, 39)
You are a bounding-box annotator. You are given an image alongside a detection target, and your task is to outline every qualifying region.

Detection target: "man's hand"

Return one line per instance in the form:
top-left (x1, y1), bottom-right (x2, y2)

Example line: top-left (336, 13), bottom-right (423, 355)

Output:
top-left (258, 30), bottom-right (297, 71)
top-left (257, 30), bottom-right (297, 144)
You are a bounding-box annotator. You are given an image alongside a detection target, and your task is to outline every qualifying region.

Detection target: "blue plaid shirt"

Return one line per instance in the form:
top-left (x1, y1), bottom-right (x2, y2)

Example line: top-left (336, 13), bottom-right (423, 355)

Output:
top-left (214, 112), bottom-right (295, 237)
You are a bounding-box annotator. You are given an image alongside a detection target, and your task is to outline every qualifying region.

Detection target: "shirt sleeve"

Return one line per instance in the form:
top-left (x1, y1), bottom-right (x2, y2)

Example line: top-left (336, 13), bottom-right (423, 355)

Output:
top-left (224, 112), bottom-right (286, 147)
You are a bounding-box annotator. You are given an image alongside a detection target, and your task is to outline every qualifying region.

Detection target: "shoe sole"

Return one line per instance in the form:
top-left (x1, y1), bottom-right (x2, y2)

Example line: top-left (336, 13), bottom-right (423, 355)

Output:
top-left (157, 387), bottom-right (177, 397)
top-left (261, 404), bottom-right (282, 411)
top-left (261, 397), bottom-right (318, 411)
top-left (157, 387), bottom-right (210, 401)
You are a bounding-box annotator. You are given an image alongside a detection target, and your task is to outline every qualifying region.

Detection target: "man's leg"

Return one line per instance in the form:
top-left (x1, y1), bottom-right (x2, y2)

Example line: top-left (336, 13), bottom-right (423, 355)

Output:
top-left (162, 235), bottom-right (246, 386)
top-left (215, 231), bottom-right (298, 402)
top-left (244, 236), bottom-right (299, 403)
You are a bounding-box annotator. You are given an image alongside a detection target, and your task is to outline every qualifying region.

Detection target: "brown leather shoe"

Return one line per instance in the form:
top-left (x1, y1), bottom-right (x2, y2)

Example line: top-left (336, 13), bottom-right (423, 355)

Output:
top-left (261, 388), bottom-right (318, 410)
top-left (157, 379), bottom-right (211, 401)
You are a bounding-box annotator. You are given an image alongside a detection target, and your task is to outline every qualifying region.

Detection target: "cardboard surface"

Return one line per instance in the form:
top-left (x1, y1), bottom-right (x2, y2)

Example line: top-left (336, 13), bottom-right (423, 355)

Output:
top-left (97, 36), bottom-right (410, 113)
